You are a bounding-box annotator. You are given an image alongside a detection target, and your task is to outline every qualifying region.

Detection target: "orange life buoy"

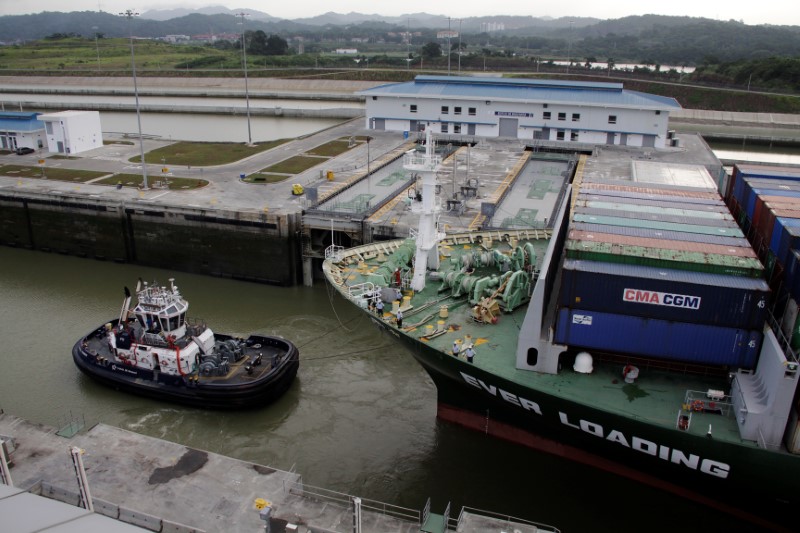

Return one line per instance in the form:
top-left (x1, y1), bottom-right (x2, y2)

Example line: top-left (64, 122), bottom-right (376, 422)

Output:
top-left (691, 400), bottom-right (704, 412)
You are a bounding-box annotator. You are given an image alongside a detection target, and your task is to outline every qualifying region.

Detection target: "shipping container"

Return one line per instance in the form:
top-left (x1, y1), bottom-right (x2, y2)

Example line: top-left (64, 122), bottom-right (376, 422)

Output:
top-left (743, 178), bottom-right (800, 193)
top-left (729, 164), bottom-right (800, 202)
top-left (746, 189), bottom-right (800, 218)
top-left (579, 189), bottom-right (726, 207)
top-left (582, 176), bottom-right (717, 192)
top-left (574, 207), bottom-right (739, 228)
top-left (789, 250), bottom-right (800, 303)
top-left (554, 307), bottom-right (761, 368)
top-left (581, 181), bottom-right (720, 199)
top-left (559, 259), bottom-right (769, 329)
top-left (569, 222), bottom-right (751, 248)
top-left (567, 229), bottom-right (758, 258)
top-left (771, 218), bottom-right (800, 267)
top-left (572, 214), bottom-right (745, 238)
top-left (564, 240), bottom-right (764, 278)
top-left (753, 198), bottom-right (800, 231)
top-left (574, 199), bottom-right (732, 219)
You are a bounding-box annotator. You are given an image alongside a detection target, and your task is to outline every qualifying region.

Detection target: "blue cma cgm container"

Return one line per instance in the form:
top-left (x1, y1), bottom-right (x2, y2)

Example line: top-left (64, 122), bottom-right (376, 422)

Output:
top-left (554, 307), bottom-right (761, 368)
top-left (559, 260), bottom-right (769, 329)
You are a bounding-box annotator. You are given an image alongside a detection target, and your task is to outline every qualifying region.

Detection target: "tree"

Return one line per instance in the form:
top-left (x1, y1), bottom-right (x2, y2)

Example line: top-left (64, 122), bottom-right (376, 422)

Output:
top-left (265, 34), bottom-right (289, 56)
top-left (247, 31), bottom-right (289, 56)
top-left (421, 42), bottom-right (442, 59)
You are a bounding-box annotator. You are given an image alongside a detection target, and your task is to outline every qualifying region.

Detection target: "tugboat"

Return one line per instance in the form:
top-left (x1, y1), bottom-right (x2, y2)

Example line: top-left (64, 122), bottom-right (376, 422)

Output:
top-left (73, 278), bottom-right (299, 408)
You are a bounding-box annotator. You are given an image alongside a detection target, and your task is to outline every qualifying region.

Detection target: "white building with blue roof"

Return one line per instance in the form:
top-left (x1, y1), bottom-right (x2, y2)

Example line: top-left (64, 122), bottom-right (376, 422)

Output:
top-left (358, 76), bottom-right (681, 148)
top-left (0, 111), bottom-right (46, 152)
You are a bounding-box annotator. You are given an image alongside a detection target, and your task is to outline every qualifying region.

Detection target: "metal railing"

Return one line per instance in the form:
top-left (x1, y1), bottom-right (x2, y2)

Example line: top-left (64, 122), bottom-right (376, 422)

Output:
top-left (682, 389), bottom-right (734, 417)
top-left (325, 244), bottom-right (345, 263)
top-left (282, 480), bottom-right (421, 524)
top-left (452, 506), bottom-right (561, 532)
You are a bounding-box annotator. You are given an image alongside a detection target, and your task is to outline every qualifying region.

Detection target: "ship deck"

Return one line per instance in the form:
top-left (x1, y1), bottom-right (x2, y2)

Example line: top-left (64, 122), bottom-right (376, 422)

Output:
top-left (325, 230), bottom-right (761, 450)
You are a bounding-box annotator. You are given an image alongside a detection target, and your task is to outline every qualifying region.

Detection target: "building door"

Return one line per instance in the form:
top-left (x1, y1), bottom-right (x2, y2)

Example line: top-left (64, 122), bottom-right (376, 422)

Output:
top-left (642, 135), bottom-right (656, 148)
top-left (409, 120), bottom-right (418, 133)
top-left (467, 124), bottom-right (476, 135)
top-left (606, 132), bottom-right (616, 145)
top-left (620, 133), bottom-right (628, 146)
top-left (373, 118), bottom-right (385, 131)
top-left (57, 141), bottom-right (64, 153)
top-left (498, 118), bottom-right (518, 138)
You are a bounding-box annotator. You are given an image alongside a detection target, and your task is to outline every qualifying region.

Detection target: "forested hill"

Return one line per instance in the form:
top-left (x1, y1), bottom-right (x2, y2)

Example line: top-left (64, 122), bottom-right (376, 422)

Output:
top-left (1, 11), bottom-right (799, 65)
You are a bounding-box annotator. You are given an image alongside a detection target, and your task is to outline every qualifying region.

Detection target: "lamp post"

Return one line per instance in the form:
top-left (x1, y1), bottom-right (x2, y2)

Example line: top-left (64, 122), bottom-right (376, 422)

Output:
top-left (92, 26), bottom-right (100, 70)
top-left (119, 9), bottom-right (148, 190)
top-left (567, 23), bottom-right (573, 73)
top-left (447, 17), bottom-right (452, 76)
top-left (237, 12), bottom-right (252, 145)
top-left (457, 19), bottom-right (462, 74)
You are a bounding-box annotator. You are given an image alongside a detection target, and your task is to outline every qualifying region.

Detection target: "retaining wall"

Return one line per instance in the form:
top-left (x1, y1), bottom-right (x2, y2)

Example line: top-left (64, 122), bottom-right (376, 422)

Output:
top-left (0, 191), bottom-right (302, 285)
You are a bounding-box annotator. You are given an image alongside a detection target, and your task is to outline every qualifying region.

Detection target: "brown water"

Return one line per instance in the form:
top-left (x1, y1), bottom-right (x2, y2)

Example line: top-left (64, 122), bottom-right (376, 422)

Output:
top-left (0, 246), bottom-right (746, 532)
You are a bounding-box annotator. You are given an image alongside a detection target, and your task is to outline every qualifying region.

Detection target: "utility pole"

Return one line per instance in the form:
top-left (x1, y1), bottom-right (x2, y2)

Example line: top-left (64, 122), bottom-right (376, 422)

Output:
top-left (119, 9), bottom-right (148, 190)
top-left (458, 19), bottom-right (462, 74)
top-left (237, 12), bottom-right (253, 145)
top-left (567, 21), bottom-right (573, 74)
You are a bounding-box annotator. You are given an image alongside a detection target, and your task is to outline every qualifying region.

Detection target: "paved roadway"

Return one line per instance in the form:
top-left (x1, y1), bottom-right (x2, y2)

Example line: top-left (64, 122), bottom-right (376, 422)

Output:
top-left (0, 120), bottom-right (410, 217)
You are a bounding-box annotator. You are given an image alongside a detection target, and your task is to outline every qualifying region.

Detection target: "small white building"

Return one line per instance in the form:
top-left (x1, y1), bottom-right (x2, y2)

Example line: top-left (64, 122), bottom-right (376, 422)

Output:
top-left (359, 76), bottom-right (682, 148)
top-left (38, 111), bottom-right (103, 155)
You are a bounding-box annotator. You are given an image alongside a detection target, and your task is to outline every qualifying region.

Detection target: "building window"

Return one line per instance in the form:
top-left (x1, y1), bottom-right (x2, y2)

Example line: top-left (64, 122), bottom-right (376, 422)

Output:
top-left (655, 110), bottom-right (661, 115)
top-left (468, 107), bottom-right (476, 116)
top-left (556, 130), bottom-right (565, 141)
top-left (441, 106), bottom-right (449, 114)
top-left (572, 113), bottom-right (580, 122)
top-left (454, 107), bottom-right (462, 115)
top-left (558, 112), bottom-right (566, 121)
top-left (410, 105), bottom-right (417, 113)
top-left (372, 96), bottom-right (377, 100)
top-left (543, 111), bottom-right (551, 120)
top-left (608, 115), bottom-right (617, 124)
top-left (571, 131), bottom-right (579, 141)
top-left (441, 123), bottom-right (449, 133)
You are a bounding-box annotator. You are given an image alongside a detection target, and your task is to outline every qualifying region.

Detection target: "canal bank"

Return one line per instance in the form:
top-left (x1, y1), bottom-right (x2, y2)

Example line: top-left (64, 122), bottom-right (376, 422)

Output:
top-left (0, 411), bottom-right (553, 533)
top-left (2, 77), bottom-right (799, 286)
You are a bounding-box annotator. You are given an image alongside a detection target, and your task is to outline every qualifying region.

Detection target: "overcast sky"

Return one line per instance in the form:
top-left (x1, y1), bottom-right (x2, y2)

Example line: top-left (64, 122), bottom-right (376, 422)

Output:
top-left (0, 1), bottom-right (795, 26)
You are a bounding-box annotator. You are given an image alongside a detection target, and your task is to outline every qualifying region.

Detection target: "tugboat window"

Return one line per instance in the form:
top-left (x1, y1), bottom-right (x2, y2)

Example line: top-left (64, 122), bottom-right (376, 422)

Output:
top-left (527, 348), bottom-right (539, 366)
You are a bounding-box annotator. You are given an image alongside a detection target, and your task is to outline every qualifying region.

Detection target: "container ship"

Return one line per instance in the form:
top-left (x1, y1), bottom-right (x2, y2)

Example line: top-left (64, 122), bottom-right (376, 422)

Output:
top-left (322, 133), bottom-right (800, 528)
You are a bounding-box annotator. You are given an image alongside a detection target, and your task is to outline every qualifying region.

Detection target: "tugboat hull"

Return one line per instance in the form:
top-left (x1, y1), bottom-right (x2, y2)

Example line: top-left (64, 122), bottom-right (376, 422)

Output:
top-left (73, 323), bottom-right (299, 409)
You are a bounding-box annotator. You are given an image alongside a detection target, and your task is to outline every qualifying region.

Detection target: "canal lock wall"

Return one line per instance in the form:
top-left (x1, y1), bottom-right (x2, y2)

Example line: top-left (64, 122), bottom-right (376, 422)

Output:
top-left (0, 191), bottom-right (303, 285)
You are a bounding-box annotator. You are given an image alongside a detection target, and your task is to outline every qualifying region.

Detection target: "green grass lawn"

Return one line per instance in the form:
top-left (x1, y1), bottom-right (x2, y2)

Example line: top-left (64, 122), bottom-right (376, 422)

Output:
top-left (306, 137), bottom-right (362, 157)
top-left (96, 174), bottom-right (208, 190)
top-left (131, 139), bottom-right (290, 166)
top-left (259, 155), bottom-right (327, 175)
top-left (244, 172), bottom-right (292, 184)
top-left (0, 164), bottom-right (106, 182)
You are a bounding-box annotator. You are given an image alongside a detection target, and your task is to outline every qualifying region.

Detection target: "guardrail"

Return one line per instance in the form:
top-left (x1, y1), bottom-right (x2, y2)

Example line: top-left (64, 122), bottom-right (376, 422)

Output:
top-left (283, 479), bottom-right (421, 524)
top-left (452, 506), bottom-right (561, 532)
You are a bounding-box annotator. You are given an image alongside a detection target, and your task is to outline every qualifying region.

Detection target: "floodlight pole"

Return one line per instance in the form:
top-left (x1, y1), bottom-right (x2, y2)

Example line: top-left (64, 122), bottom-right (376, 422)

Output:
top-left (92, 26), bottom-right (100, 69)
top-left (458, 19), bottom-right (462, 74)
top-left (120, 9), bottom-right (148, 190)
top-left (237, 12), bottom-right (253, 145)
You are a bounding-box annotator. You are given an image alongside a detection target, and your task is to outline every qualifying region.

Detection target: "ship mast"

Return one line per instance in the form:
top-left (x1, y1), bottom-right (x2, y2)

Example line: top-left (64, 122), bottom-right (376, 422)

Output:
top-left (405, 129), bottom-right (445, 292)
